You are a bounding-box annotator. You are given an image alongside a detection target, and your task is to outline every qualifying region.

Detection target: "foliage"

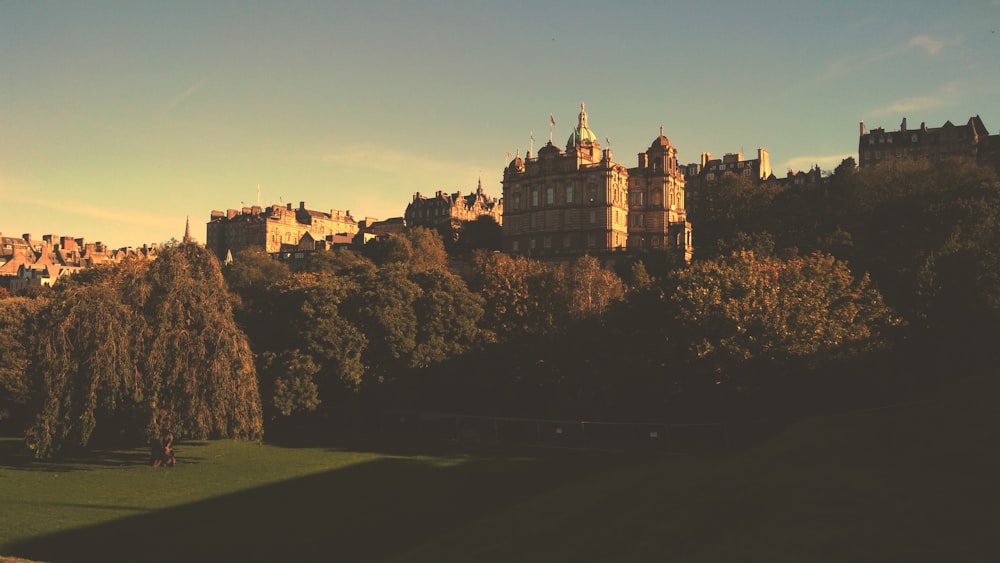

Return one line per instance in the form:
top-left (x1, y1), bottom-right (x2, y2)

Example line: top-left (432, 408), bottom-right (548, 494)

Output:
top-left (409, 268), bottom-right (486, 368)
top-left (668, 250), bottom-right (899, 388)
top-left (0, 297), bottom-right (46, 422)
top-left (470, 251), bottom-right (569, 340)
top-left (566, 255), bottom-right (624, 320)
top-left (21, 244), bottom-right (262, 458)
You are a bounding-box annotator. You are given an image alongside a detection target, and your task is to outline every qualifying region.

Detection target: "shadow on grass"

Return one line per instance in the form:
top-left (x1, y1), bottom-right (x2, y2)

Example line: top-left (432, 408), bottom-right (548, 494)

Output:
top-left (0, 437), bottom-right (213, 472)
top-left (6, 452), bottom-right (612, 563)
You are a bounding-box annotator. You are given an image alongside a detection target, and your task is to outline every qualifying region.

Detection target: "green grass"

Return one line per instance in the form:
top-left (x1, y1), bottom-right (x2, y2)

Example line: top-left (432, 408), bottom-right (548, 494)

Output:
top-left (3, 371), bottom-right (999, 562)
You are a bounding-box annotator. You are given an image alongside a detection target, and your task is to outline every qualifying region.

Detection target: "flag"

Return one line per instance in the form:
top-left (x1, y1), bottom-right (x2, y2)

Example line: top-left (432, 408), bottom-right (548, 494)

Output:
top-left (550, 113), bottom-right (556, 127)
top-left (505, 151), bottom-right (512, 160)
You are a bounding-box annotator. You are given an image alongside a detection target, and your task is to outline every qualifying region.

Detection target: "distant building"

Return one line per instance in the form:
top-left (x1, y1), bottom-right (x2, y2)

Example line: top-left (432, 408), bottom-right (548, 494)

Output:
top-left (501, 103), bottom-right (631, 259)
top-left (858, 115), bottom-right (1000, 170)
top-left (355, 216), bottom-right (406, 244)
top-left (681, 149), bottom-right (774, 225)
top-left (405, 179), bottom-right (503, 230)
top-left (205, 201), bottom-right (358, 261)
top-left (0, 232), bottom-right (158, 291)
top-left (627, 128), bottom-right (693, 260)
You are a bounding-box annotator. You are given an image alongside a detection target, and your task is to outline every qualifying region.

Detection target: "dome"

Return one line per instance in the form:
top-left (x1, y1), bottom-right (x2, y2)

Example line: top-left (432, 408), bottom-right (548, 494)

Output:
top-left (566, 102), bottom-right (600, 149)
top-left (650, 126), bottom-right (672, 148)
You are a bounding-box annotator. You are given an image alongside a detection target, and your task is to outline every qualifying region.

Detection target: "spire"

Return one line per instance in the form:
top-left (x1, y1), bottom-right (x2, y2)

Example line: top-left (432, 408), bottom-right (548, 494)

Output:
top-left (578, 101), bottom-right (588, 129)
top-left (477, 176), bottom-right (483, 195)
top-left (660, 125), bottom-right (664, 138)
top-left (183, 216), bottom-right (192, 244)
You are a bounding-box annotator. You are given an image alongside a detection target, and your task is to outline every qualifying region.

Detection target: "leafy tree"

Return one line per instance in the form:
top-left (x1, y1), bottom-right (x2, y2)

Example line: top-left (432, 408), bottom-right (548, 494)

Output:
top-left (25, 283), bottom-right (143, 457)
top-left (0, 297), bottom-right (46, 423)
top-left (138, 244), bottom-right (264, 444)
top-left (409, 268), bottom-right (486, 368)
top-left (344, 264), bottom-right (421, 379)
top-left (224, 248), bottom-right (290, 295)
top-left (470, 251), bottom-right (569, 340)
top-left (24, 244), bottom-right (263, 458)
top-left (566, 255), bottom-right (624, 320)
top-left (668, 250), bottom-right (899, 389)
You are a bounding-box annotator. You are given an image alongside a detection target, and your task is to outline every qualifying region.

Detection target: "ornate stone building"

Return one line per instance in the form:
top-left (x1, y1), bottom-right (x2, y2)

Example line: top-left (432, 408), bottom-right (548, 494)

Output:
top-left (206, 201), bottom-right (357, 261)
top-left (682, 148), bottom-right (773, 184)
top-left (404, 179), bottom-right (503, 229)
top-left (859, 115), bottom-right (999, 170)
top-left (627, 128), bottom-right (693, 260)
top-left (502, 103), bottom-right (630, 258)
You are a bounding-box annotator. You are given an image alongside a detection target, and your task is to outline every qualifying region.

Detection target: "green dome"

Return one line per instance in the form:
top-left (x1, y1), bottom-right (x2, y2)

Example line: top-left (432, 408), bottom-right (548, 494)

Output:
top-left (566, 102), bottom-right (599, 149)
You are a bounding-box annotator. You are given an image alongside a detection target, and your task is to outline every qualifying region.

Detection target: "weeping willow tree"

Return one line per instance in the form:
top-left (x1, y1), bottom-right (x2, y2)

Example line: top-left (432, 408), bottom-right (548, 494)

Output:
top-left (140, 244), bottom-right (262, 443)
top-left (25, 283), bottom-right (143, 458)
top-left (25, 244), bottom-right (263, 459)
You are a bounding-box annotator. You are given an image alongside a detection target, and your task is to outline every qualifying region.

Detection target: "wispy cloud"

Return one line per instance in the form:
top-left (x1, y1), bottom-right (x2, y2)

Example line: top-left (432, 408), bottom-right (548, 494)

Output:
top-left (869, 81), bottom-right (963, 116)
top-left (782, 153), bottom-right (856, 174)
top-left (908, 35), bottom-right (945, 56)
top-left (6, 195), bottom-right (178, 229)
top-left (159, 72), bottom-right (216, 117)
top-left (322, 143), bottom-right (483, 182)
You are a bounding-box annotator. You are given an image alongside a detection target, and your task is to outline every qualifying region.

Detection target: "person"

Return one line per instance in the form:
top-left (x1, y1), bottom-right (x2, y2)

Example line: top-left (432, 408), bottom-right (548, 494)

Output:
top-left (151, 409), bottom-right (177, 468)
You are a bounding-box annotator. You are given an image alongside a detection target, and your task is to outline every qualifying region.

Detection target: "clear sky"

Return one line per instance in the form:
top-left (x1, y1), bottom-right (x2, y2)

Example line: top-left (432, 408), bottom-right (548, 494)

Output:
top-left (2, 1), bottom-right (998, 248)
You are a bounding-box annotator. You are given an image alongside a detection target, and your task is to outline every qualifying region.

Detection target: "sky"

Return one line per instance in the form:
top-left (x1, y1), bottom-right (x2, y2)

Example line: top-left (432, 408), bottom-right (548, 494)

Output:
top-left (2, 0), bottom-right (999, 248)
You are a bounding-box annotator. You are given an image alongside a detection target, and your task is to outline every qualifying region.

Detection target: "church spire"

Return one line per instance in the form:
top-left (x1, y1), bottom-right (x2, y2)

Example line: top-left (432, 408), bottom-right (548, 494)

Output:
top-left (183, 216), bottom-right (192, 244)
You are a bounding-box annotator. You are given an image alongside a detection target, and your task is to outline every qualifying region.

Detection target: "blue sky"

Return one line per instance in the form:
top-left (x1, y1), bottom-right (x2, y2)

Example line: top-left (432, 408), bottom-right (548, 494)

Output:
top-left (2, 0), bottom-right (998, 247)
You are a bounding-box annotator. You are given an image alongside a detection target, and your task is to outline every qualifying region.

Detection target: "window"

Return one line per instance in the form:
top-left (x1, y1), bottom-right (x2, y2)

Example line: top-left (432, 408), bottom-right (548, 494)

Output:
top-left (563, 210), bottom-right (571, 225)
top-left (565, 184), bottom-right (574, 203)
top-left (563, 235), bottom-right (572, 248)
top-left (589, 210), bottom-right (596, 224)
top-left (587, 234), bottom-right (596, 247)
top-left (513, 194), bottom-right (520, 209)
top-left (531, 189), bottom-right (539, 207)
top-left (530, 238), bottom-right (536, 249)
top-left (546, 186), bottom-right (555, 205)
top-left (543, 236), bottom-right (552, 248)
top-left (512, 240), bottom-right (519, 251)
top-left (530, 214), bottom-right (537, 228)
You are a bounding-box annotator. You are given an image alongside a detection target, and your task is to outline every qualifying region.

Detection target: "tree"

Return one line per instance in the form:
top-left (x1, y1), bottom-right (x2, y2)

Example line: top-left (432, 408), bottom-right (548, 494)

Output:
top-left (25, 283), bottom-right (144, 457)
top-left (471, 251), bottom-right (569, 340)
top-left (668, 250), bottom-right (899, 389)
top-left (0, 297), bottom-right (46, 424)
top-left (24, 244), bottom-right (263, 458)
top-left (141, 244), bottom-right (263, 443)
top-left (566, 255), bottom-right (623, 320)
top-left (409, 268), bottom-right (485, 368)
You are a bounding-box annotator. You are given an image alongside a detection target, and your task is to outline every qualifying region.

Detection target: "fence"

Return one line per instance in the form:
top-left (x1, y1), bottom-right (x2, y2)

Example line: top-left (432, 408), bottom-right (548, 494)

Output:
top-left (350, 409), bottom-right (792, 454)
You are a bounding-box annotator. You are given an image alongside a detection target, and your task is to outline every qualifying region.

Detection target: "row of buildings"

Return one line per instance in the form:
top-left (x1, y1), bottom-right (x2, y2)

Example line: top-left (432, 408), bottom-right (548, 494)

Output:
top-left (202, 108), bottom-right (1000, 267)
top-left (0, 232), bottom-right (163, 291)
top-left (7, 110), bottom-right (998, 290)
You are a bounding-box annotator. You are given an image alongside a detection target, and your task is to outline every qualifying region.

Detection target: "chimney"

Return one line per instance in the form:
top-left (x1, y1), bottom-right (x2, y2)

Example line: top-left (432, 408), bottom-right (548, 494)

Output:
top-left (299, 201), bottom-right (306, 210)
top-left (900, 117), bottom-right (907, 132)
top-left (860, 120), bottom-right (866, 136)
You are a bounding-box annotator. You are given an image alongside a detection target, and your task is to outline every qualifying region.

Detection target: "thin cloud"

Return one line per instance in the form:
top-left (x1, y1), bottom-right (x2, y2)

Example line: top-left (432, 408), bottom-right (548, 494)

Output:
top-left (870, 81), bottom-right (963, 116)
top-left (322, 143), bottom-right (482, 180)
top-left (7, 195), bottom-right (177, 229)
top-left (908, 35), bottom-right (945, 56)
top-left (159, 73), bottom-right (216, 117)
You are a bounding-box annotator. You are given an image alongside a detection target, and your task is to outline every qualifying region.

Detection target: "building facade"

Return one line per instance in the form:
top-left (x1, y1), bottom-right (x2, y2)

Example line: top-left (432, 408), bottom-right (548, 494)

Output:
top-left (206, 201), bottom-right (358, 260)
top-left (627, 128), bottom-right (693, 260)
top-left (858, 115), bottom-right (999, 170)
top-left (501, 103), bottom-right (630, 259)
top-left (404, 179), bottom-right (503, 230)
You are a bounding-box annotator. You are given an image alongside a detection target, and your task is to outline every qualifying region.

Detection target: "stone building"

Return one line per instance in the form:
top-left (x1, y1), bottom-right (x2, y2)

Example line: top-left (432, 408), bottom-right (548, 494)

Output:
top-left (627, 128), bottom-right (693, 260)
top-left (205, 201), bottom-right (358, 261)
top-left (404, 179), bottom-right (503, 230)
top-left (858, 115), bottom-right (1000, 170)
top-left (501, 103), bottom-right (630, 259)
top-left (682, 148), bottom-right (773, 184)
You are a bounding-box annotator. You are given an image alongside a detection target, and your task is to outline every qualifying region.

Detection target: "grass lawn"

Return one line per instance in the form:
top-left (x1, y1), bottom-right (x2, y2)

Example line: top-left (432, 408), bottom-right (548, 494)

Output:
top-left (2, 370), bottom-right (998, 562)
